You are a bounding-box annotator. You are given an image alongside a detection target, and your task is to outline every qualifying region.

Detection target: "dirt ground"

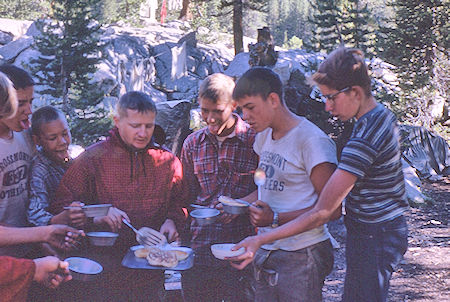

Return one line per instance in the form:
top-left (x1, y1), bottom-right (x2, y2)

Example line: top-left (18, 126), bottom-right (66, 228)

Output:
top-left (323, 177), bottom-right (450, 301)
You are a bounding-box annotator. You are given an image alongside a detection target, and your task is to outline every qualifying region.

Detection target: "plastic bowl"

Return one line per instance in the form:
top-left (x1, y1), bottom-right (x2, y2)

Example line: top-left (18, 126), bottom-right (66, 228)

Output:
top-left (65, 257), bottom-right (103, 281)
top-left (190, 208), bottom-right (220, 226)
top-left (211, 243), bottom-right (245, 260)
top-left (82, 204), bottom-right (112, 217)
top-left (86, 232), bottom-right (118, 246)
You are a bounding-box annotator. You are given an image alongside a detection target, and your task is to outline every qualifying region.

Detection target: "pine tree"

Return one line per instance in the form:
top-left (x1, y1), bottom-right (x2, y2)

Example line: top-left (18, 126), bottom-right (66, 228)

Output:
top-left (340, 0), bottom-right (375, 56)
top-left (30, 0), bottom-right (111, 146)
top-left (306, 0), bottom-right (343, 53)
top-left (268, 0), bottom-right (312, 47)
top-left (376, 0), bottom-right (449, 127)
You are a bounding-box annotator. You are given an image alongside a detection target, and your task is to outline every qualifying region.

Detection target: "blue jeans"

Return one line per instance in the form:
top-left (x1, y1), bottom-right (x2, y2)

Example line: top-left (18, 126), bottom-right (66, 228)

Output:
top-left (253, 239), bottom-right (334, 302)
top-left (343, 215), bottom-right (408, 302)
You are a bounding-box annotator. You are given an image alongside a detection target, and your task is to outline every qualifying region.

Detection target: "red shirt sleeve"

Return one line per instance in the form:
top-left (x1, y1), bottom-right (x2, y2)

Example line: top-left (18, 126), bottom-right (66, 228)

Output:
top-left (166, 156), bottom-right (188, 229)
top-left (0, 256), bottom-right (36, 302)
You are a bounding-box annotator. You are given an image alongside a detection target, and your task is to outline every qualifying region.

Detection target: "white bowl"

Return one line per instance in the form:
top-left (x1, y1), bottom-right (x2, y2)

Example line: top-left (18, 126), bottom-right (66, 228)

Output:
top-left (86, 232), bottom-right (118, 246)
top-left (82, 204), bottom-right (112, 217)
top-left (211, 243), bottom-right (245, 260)
top-left (65, 257), bottom-right (103, 281)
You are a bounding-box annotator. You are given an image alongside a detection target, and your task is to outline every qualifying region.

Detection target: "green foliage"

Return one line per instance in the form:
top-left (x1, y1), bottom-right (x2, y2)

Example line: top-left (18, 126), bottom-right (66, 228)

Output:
top-left (189, 1), bottom-right (222, 43)
top-left (376, 0), bottom-right (449, 129)
top-left (30, 0), bottom-right (112, 146)
top-left (98, 0), bottom-right (144, 25)
top-left (306, 0), bottom-right (343, 53)
top-left (0, 0), bottom-right (50, 20)
top-left (267, 0), bottom-right (311, 47)
top-left (282, 35), bottom-right (303, 49)
top-left (340, 0), bottom-right (376, 56)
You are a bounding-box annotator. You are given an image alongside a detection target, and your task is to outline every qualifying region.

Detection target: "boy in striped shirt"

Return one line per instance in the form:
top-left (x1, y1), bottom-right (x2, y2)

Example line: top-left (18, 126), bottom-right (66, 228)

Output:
top-left (231, 47), bottom-right (409, 302)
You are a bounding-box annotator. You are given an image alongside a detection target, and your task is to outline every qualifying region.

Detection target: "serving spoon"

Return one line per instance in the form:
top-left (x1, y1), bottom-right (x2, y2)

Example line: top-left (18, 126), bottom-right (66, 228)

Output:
top-left (254, 168), bottom-right (266, 201)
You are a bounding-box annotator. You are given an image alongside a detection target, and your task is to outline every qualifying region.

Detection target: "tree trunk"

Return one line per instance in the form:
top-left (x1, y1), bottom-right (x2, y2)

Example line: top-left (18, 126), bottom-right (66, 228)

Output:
top-left (233, 0), bottom-right (244, 55)
top-left (179, 0), bottom-right (192, 20)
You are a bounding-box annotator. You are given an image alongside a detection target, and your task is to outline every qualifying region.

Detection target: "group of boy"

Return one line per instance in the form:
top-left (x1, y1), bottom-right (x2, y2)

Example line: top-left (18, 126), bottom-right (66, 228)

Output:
top-left (0, 45), bottom-right (408, 302)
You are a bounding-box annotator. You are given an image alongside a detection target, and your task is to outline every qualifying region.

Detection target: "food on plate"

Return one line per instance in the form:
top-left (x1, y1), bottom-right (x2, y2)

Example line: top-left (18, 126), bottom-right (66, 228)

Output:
top-left (134, 248), bottom-right (150, 258)
top-left (173, 250), bottom-right (189, 261)
top-left (218, 195), bottom-right (246, 207)
top-left (146, 247), bottom-right (178, 268)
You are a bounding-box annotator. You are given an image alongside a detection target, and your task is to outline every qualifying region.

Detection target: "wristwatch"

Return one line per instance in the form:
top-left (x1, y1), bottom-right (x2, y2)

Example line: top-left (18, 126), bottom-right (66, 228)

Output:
top-left (271, 211), bottom-right (279, 228)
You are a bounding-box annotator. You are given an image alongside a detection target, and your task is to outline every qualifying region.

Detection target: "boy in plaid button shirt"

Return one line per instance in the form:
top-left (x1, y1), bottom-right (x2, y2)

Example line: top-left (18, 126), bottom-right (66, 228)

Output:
top-left (181, 73), bottom-right (258, 302)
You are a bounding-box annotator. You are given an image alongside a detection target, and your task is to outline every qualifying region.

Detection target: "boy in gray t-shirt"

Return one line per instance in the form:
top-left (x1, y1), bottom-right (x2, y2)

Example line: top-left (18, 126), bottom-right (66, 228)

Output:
top-left (230, 67), bottom-right (339, 302)
top-left (232, 48), bottom-right (408, 302)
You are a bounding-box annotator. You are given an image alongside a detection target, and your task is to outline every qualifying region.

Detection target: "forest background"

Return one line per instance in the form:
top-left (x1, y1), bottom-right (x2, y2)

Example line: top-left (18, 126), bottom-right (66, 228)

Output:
top-left (0, 0), bottom-right (448, 146)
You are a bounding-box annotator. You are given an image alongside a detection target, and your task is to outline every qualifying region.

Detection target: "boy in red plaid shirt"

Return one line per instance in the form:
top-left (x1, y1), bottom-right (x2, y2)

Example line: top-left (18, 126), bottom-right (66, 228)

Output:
top-left (181, 73), bottom-right (258, 302)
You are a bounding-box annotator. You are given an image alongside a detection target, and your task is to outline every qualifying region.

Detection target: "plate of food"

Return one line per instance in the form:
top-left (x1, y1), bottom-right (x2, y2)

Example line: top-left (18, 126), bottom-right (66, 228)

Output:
top-left (121, 245), bottom-right (194, 270)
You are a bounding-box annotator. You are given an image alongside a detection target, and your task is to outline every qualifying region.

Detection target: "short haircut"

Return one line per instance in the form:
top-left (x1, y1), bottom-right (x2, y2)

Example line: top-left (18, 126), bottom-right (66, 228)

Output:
top-left (310, 47), bottom-right (372, 96)
top-left (0, 72), bottom-right (18, 120)
top-left (198, 73), bottom-right (235, 104)
top-left (116, 91), bottom-right (157, 117)
top-left (31, 105), bottom-right (67, 137)
top-left (0, 64), bottom-right (35, 90)
top-left (233, 67), bottom-right (283, 102)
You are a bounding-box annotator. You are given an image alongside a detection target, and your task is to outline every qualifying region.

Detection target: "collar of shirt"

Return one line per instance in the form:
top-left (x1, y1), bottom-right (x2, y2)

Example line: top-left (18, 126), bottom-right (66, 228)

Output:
top-left (198, 114), bottom-right (250, 145)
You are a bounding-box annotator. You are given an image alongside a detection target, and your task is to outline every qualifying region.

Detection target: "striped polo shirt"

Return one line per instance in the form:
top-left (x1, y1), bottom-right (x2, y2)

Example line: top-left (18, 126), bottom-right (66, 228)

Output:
top-left (339, 103), bottom-right (408, 223)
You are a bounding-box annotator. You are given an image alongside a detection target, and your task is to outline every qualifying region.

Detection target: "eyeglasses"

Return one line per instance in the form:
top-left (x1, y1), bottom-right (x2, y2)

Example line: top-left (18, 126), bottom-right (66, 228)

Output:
top-left (320, 87), bottom-right (351, 104)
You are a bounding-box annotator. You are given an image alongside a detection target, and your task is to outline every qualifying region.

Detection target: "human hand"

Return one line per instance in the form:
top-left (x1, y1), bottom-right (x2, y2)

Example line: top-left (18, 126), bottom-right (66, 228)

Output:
top-left (67, 201), bottom-right (86, 228)
top-left (94, 207), bottom-right (129, 233)
top-left (44, 225), bottom-right (84, 251)
top-left (249, 200), bottom-right (273, 227)
top-left (33, 256), bottom-right (72, 289)
top-left (214, 202), bottom-right (239, 225)
top-left (227, 235), bottom-right (262, 270)
top-left (159, 219), bottom-right (178, 242)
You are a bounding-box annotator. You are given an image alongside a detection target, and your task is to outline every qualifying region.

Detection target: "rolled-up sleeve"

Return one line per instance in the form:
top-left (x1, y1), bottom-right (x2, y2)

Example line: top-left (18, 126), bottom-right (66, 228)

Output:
top-left (28, 163), bottom-right (53, 226)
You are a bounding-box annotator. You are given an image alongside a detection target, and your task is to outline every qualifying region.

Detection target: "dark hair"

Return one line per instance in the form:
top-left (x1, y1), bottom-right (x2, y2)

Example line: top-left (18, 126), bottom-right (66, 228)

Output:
top-left (310, 47), bottom-right (372, 96)
top-left (198, 73), bottom-right (235, 104)
top-left (31, 105), bottom-right (67, 136)
top-left (0, 64), bottom-right (35, 90)
top-left (233, 67), bottom-right (283, 103)
top-left (117, 91), bottom-right (157, 117)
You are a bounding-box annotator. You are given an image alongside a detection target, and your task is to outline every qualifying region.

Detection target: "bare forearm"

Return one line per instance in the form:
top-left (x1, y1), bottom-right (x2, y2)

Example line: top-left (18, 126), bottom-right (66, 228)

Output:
top-left (257, 169), bottom-right (356, 245)
top-left (49, 212), bottom-right (68, 225)
top-left (0, 226), bottom-right (48, 246)
top-left (278, 206), bottom-right (313, 225)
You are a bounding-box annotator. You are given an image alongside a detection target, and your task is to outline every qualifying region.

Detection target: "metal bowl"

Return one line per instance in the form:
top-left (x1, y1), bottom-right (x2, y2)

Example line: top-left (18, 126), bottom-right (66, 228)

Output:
top-left (218, 196), bottom-right (249, 214)
top-left (65, 257), bottom-right (103, 282)
top-left (82, 204), bottom-right (112, 217)
top-left (190, 208), bottom-right (220, 226)
top-left (222, 202), bottom-right (248, 215)
top-left (86, 232), bottom-right (118, 246)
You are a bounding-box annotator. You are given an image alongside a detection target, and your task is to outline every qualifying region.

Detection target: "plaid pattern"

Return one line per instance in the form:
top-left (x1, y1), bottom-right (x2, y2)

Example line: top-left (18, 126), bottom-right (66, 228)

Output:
top-left (51, 128), bottom-right (187, 231)
top-left (28, 150), bottom-right (69, 226)
top-left (181, 115), bottom-right (258, 266)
